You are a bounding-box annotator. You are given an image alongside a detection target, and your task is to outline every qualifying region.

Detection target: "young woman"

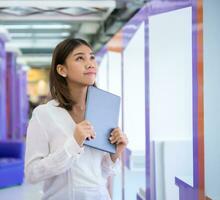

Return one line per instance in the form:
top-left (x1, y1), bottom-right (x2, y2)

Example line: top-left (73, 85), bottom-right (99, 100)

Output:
top-left (25, 38), bottom-right (128, 200)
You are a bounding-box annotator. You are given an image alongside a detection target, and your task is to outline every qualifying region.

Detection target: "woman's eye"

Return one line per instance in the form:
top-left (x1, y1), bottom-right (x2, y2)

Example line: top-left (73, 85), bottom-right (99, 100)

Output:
top-left (76, 56), bottom-right (83, 61)
top-left (91, 56), bottom-right (95, 60)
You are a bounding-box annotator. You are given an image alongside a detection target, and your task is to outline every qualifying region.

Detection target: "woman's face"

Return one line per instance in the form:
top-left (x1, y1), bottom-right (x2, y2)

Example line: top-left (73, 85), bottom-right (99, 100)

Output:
top-left (62, 44), bottom-right (98, 86)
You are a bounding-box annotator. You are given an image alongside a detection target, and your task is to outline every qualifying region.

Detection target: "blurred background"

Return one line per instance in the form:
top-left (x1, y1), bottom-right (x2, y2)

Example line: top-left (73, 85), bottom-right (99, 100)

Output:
top-left (0, 0), bottom-right (146, 109)
top-left (0, 0), bottom-right (219, 200)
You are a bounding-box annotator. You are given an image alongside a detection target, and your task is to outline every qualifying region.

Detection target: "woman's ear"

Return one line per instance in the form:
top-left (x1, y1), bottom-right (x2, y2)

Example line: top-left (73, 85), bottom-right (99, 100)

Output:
top-left (56, 64), bottom-right (67, 77)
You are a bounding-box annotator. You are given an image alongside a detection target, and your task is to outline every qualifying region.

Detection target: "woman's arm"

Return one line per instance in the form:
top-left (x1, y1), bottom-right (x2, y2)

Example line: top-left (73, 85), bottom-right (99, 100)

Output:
top-left (109, 127), bottom-right (128, 162)
top-left (101, 153), bottom-right (121, 179)
top-left (25, 111), bottom-right (84, 184)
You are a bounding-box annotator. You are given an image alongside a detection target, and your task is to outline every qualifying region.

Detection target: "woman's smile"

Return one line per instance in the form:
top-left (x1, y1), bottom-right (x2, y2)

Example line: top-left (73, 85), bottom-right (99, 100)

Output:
top-left (84, 70), bottom-right (96, 76)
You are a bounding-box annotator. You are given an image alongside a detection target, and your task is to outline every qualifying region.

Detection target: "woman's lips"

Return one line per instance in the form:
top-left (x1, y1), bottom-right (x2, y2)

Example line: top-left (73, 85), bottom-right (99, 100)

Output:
top-left (84, 72), bottom-right (96, 75)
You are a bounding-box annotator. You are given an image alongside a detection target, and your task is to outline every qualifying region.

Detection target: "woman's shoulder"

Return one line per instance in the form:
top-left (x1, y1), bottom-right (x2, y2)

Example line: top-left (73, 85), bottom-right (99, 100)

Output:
top-left (32, 99), bottom-right (59, 116)
top-left (31, 99), bottom-right (71, 128)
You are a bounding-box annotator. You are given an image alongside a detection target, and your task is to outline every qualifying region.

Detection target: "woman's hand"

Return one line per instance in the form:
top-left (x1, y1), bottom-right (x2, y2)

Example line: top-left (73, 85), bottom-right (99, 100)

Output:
top-left (109, 127), bottom-right (128, 162)
top-left (73, 120), bottom-right (96, 146)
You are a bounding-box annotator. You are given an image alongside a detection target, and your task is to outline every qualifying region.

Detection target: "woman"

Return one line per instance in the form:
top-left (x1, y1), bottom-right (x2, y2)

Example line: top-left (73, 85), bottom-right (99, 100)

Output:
top-left (25, 38), bottom-right (128, 200)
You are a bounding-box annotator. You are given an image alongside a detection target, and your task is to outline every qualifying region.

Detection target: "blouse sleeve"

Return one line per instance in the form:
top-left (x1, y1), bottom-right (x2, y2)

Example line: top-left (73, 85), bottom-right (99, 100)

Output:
top-left (101, 153), bottom-right (121, 178)
top-left (25, 109), bottom-right (84, 184)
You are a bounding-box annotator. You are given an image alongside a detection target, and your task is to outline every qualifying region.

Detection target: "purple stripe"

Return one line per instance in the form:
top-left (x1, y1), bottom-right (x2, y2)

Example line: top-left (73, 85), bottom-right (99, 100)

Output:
top-left (96, 46), bottom-right (107, 66)
top-left (122, 3), bottom-right (148, 49)
top-left (142, 0), bottom-right (196, 199)
top-left (148, 1), bottom-right (191, 15)
top-left (120, 1), bottom-right (195, 199)
top-left (0, 38), bottom-right (7, 140)
top-left (144, 16), bottom-right (151, 200)
top-left (175, 177), bottom-right (197, 200)
top-left (124, 148), bottom-right (132, 169)
top-left (192, 0), bottom-right (199, 198)
top-left (175, 177), bottom-right (193, 189)
top-left (121, 51), bottom-right (125, 200)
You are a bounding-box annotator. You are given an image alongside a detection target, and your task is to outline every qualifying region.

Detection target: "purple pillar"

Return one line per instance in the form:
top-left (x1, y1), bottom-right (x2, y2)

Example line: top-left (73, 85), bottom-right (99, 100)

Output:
top-left (175, 177), bottom-right (197, 200)
top-left (22, 70), bottom-right (29, 138)
top-left (16, 67), bottom-right (29, 139)
top-left (6, 52), bottom-right (17, 140)
top-left (0, 38), bottom-right (7, 140)
top-left (15, 66), bottom-right (21, 139)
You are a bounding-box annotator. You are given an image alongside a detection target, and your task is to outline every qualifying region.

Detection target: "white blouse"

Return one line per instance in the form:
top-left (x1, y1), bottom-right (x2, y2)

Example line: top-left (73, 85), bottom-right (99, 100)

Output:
top-left (25, 100), bottom-right (120, 200)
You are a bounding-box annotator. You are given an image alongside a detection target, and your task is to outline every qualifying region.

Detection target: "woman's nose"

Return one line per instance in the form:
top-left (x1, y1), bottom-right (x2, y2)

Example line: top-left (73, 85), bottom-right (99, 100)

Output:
top-left (85, 62), bottom-right (96, 69)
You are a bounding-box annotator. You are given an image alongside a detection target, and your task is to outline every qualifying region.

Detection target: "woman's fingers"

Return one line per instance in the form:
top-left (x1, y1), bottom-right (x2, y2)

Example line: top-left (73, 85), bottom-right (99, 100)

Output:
top-left (109, 132), bottom-right (127, 144)
top-left (80, 123), bottom-right (126, 144)
top-left (110, 127), bottom-right (120, 136)
top-left (109, 130), bottom-right (126, 144)
top-left (85, 129), bottom-right (96, 140)
top-left (79, 120), bottom-right (96, 140)
top-left (118, 134), bottom-right (128, 145)
top-left (110, 134), bottom-right (120, 144)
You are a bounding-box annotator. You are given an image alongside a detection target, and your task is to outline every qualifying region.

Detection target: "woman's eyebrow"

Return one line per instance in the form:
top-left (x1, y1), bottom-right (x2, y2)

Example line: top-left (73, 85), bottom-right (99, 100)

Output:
top-left (73, 52), bottom-right (94, 56)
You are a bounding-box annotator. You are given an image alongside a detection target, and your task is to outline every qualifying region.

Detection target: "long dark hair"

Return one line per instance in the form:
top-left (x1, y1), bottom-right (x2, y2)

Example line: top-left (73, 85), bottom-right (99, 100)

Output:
top-left (49, 38), bottom-right (94, 110)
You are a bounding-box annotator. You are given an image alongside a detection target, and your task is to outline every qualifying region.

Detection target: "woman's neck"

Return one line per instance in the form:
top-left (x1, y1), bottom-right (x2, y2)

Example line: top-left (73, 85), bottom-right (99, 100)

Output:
top-left (68, 83), bottom-right (87, 110)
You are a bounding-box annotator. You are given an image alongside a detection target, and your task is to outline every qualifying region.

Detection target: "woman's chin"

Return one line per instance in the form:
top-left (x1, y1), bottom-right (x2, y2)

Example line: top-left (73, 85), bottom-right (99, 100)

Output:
top-left (83, 80), bottom-right (96, 86)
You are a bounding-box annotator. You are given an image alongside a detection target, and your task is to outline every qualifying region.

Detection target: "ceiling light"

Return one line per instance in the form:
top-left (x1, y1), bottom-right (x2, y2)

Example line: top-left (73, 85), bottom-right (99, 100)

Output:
top-left (34, 32), bottom-right (70, 37)
top-left (0, 24), bottom-right (71, 30)
top-left (0, 25), bottom-right (31, 29)
top-left (8, 39), bottom-right (63, 48)
top-left (10, 33), bottom-right (33, 38)
top-left (32, 25), bottom-right (71, 29)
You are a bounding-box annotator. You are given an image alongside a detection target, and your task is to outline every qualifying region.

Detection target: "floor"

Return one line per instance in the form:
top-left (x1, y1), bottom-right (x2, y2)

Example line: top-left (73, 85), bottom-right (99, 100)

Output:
top-left (0, 181), bottom-right (42, 200)
top-left (0, 169), bottom-right (145, 200)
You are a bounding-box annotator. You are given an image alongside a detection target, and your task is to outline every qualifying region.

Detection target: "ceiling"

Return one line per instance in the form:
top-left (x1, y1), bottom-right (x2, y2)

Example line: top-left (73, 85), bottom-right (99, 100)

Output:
top-left (0, 0), bottom-right (147, 68)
